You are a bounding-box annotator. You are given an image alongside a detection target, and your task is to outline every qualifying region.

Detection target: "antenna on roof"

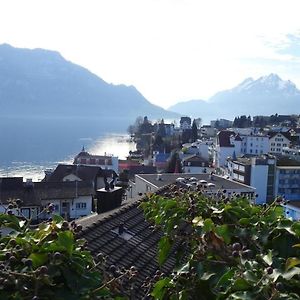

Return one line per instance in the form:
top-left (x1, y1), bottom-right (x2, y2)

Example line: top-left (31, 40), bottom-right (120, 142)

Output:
top-left (82, 145), bottom-right (85, 152)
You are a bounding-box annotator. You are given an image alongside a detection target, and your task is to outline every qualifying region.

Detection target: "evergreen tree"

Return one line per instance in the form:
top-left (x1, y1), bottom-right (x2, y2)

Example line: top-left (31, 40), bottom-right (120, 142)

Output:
top-left (166, 151), bottom-right (182, 173)
top-left (192, 119), bottom-right (198, 142)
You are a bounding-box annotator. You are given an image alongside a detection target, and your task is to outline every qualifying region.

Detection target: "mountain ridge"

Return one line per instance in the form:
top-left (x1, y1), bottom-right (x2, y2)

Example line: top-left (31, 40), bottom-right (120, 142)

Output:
top-left (169, 74), bottom-right (300, 122)
top-left (0, 44), bottom-right (178, 120)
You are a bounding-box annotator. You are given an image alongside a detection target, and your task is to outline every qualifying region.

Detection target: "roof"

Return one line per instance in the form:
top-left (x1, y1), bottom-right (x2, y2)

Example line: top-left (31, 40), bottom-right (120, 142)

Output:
top-left (46, 164), bottom-right (103, 182)
top-left (268, 131), bottom-right (291, 140)
top-left (217, 130), bottom-right (235, 147)
top-left (0, 178), bottom-right (40, 206)
top-left (136, 173), bottom-right (255, 191)
top-left (154, 153), bottom-right (170, 162)
top-left (34, 181), bottom-right (94, 199)
top-left (286, 201), bottom-right (300, 209)
top-left (234, 134), bottom-right (242, 141)
top-left (182, 155), bottom-right (209, 167)
top-left (77, 196), bottom-right (179, 299)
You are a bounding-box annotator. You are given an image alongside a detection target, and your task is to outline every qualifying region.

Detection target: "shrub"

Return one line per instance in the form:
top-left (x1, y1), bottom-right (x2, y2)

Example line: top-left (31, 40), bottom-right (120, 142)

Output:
top-left (140, 189), bottom-right (300, 299)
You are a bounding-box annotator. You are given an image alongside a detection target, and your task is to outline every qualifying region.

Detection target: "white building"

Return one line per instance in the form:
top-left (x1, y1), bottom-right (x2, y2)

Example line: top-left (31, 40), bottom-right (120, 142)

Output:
top-left (134, 173), bottom-right (255, 199)
top-left (74, 147), bottom-right (119, 173)
top-left (268, 132), bottom-right (291, 155)
top-left (181, 154), bottom-right (213, 174)
top-left (240, 134), bottom-right (270, 155)
top-left (282, 146), bottom-right (300, 161)
top-left (37, 181), bottom-right (94, 220)
top-left (227, 155), bottom-right (276, 204)
top-left (182, 139), bottom-right (213, 161)
top-left (213, 131), bottom-right (239, 168)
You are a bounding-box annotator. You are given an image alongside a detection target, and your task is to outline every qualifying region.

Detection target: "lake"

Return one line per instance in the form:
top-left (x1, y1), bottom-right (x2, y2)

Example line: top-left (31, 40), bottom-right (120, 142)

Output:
top-left (0, 115), bottom-right (136, 181)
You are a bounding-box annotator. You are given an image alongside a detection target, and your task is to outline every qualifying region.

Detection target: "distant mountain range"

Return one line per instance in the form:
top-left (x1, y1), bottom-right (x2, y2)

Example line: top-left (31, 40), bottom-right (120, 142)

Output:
top-left (169, 74), bottom-right (300, 122)
top-left (0, 44), bottom-right (178, 121)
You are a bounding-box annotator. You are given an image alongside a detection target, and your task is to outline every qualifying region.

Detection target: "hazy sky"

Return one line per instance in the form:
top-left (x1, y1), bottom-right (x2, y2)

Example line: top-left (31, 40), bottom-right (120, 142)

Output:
top-left (0, 0), bottom-right (300, 108)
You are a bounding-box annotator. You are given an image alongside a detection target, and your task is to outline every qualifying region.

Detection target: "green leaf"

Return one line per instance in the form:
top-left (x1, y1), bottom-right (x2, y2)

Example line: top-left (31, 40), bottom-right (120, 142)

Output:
top-left (216, 269), bottom-right (234, 287)
top-left (229, 291), bottom-right (255, 300)
top-left (262, 250), bottom-right (273, 266)
top-left (239, 218), bottom-right (250, 226)
top-left (52, 214), bottom-right (64, 224)
top-left (282, 267), bottom-right (300, 280)
top-left (215, 224), bottom-right (231, 244)
top-left (203, 218), bottom-right (214, 232)
top-left (0, 214), bottom-right (21, 231)
top-left (29, 252), bottom-right (48, 268)
top-left (158, 236), bottom-right (172, 265)
top-left (192, 216), bottom-right (204, 226)
top-left (151, 278), bottom-right (172, 300)
top-left (286, 257), bottom-right (300, 271)
top-left (57, 231), bottom-right (74, 255)
top-left (231, 278), bottom-right (251, 292)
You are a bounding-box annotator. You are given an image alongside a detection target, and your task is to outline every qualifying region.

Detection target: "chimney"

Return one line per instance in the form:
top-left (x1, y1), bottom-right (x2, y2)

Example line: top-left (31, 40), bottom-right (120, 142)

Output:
top-left (118, 223), bottom-right (125, 235)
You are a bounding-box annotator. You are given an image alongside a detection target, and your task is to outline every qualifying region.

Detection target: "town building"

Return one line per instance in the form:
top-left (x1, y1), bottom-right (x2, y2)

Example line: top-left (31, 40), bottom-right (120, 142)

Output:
top-left (179, 116), bottom-right (192, 130)
top-left (36, 181), bottom-right (94, 220)
top-left (282, 146), bottom-right (300, 161)
top-left (134, 173), bottom-right (255, 199)
top-left (0, 177), bottom-right (40, 220)
top-left (182, 154), bottom-right (212, 174)
top-left (74, 147), bottom-right (119, 173)
top-left (226, 155), bottom-right (276, 204)
top-left (268, 132), bottom-right (291, 155)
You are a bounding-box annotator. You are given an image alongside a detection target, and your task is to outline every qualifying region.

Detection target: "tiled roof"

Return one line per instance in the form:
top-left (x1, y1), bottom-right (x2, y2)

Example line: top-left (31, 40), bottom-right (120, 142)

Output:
top-left (268, 131), bottom-right (291, 140)
top-left (47, 164), bottom-right (103, 182)
top-left (182, 155), bottom-right (209, 167)
top-left (217, 130), bottom-right (235, 147)
top-left (78, 196), bottom-right (179, 299)
top-left (34, 181), bottom-right (94, 199)
top-left (0, 178), bottom-right (40, 206)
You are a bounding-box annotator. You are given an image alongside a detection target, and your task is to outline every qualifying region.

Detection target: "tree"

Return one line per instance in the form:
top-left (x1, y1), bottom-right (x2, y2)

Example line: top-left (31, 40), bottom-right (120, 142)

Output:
top-left (0, 201), bottom-right (135, 299)
top-left (141, 191), bottom-right (300, 299)
top-left (191, 119), bottom-right (198, 142)
top-left (165, 151), bottom-right (182, 173)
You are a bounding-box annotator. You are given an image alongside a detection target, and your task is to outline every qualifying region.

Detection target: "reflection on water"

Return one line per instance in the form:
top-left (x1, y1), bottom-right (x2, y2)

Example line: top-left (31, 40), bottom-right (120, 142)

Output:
top-left (89, 133), bottom-right (135, 159)
top-left (0, 134), bottom-right (136, 182)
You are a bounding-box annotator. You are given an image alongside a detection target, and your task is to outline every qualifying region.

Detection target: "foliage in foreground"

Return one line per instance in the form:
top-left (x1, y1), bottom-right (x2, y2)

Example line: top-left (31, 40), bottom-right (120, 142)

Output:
top-left (141, 188), bottom-right (300, 300)
top-left (0, 209), bottom-right (118, 300)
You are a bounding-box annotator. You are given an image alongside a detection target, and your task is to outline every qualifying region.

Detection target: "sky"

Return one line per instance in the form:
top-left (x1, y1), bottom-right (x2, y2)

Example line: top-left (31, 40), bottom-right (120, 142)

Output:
top-left (0, 0), bottom-right (300, 109)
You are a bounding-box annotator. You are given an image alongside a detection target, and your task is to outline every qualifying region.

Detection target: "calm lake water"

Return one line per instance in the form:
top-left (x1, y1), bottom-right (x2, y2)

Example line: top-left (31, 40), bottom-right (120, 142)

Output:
top-left (0, 116), bottom-right (136, 181)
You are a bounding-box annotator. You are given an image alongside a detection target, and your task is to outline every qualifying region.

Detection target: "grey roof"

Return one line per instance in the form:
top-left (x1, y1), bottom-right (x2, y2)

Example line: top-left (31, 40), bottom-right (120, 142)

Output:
top-left (136, 173), bottom-right (254, 190)
top-left (77, 193), bottom-right (179, 299)
top-left (46, 164), bottom-right (103, 182)
top-left (0, 177), bottom-right (40, 206)
top-left (34, 181), bottom-right (94, 200)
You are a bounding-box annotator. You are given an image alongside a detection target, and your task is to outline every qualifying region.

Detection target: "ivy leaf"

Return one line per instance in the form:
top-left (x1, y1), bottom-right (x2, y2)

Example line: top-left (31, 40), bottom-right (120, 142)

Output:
top-left (192, 216), bottom-right (204, 227)
top-left (29, 252), bottom-right (48, 268)
top-left (57, 231), bottom-right (74, 255)
top-left (282, 267), bottom-right (300, 280)
top-left (151, 278), bottom-right (172, 300)
top-left (229, 291), bottom-right (255, 300)
top-left (215, 224), bottom-right (231, 244)
top-left (203, 219), bottom-right (214, 232)
top-left (262, 250), bottom-right (273, 266)
top-left (158, 236), bottom-right (172, 265)
top-left (286, 258), bottom-right (300, 271)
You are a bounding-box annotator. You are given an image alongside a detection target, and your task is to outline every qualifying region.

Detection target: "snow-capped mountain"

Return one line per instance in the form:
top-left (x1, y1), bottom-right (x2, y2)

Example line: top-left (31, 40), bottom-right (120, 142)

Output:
top-left (169, 74), bottom-right (300, 122)
top-left (230, 73), bottom-right (300, 96)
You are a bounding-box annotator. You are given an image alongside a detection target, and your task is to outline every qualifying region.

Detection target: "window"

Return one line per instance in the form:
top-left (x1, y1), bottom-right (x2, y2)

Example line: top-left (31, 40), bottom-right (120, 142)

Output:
top-left (271, 143), bottom-right (275, 146)
top-left (76, 202), bottom-right (87, 210)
